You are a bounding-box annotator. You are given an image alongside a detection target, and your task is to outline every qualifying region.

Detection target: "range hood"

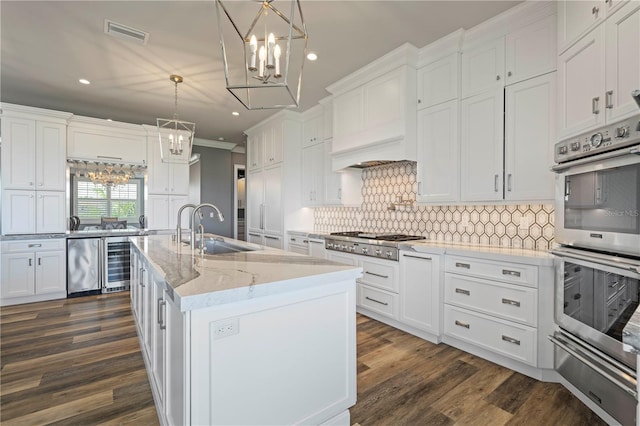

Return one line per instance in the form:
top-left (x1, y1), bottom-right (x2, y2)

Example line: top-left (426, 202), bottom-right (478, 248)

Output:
top-left (330, 133), bottom-right (416, 171)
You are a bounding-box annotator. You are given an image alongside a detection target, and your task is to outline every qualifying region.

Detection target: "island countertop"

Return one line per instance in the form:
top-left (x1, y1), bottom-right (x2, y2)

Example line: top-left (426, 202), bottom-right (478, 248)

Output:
top-left (129, 234), bottom-right (362, 311)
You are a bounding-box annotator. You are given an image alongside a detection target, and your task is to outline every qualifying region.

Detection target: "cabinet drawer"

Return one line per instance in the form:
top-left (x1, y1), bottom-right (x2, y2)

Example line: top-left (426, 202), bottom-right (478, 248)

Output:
top-left (445, 255), bottom-right (538, 288)
top-left (444, 305), bottom-right (537, 366)
top-left (358, 284), bottom-right (398, 319)
top-left (2, 239), bottom-right (66, 252)
top-left (444, 274), bottom-right (537, 326)
top-left (360, 258), bottom-right (398, 293)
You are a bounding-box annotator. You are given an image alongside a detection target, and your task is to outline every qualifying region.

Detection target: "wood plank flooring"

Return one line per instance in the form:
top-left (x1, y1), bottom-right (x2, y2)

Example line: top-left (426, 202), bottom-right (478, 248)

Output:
top-left (1, 293), bottom-right (605, 425)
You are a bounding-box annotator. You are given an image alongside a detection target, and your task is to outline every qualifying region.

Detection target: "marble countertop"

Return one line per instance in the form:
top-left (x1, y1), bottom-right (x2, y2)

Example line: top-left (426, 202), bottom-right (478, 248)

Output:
top-left (623, 308), bottom-right (640, 355)
top-left (130, 234), bottom-right (362, 311)
top-left (399, 240), bottom-right (555, 266)
top-left (1, 228), bottom-right (175, 241)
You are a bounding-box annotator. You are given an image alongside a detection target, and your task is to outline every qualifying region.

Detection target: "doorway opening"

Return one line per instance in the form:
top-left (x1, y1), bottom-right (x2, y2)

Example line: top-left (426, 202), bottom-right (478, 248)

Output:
top-left (233, 164), bottom-right (246, 240)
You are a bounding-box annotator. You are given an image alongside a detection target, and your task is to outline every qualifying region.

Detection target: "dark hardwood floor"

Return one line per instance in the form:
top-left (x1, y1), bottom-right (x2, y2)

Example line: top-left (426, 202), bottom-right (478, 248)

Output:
top-left (0, 293), bottom-right (605, 425)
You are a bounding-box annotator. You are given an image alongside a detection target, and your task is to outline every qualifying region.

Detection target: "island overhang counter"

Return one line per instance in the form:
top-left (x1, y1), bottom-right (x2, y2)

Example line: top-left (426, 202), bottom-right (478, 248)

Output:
top-left (128, 234), bottom-right (362, 426)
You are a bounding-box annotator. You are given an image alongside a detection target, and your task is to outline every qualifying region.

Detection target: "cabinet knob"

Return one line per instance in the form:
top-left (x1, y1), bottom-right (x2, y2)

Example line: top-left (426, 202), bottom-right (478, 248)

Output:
top-left (592, 6), bottom-right (599, 15)
top-left (418, 99), bottom-right (422, 104)
top-left (507, 71), bottom-right (512, 77)
top-left (29, 182), bottom-right (34, 186)
top-left (496, 75), bottom-right (501, 81)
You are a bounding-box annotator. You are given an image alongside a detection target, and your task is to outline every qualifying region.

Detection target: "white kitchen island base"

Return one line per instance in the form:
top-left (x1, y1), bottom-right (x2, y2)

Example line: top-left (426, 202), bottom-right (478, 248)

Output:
top-left (130, 235), bottom-right (360, 426)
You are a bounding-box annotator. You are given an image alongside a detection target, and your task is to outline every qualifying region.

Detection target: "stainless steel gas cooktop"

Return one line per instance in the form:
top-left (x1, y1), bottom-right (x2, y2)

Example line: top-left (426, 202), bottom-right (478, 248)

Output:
top-left (325, 231), bottom-right (425, 261)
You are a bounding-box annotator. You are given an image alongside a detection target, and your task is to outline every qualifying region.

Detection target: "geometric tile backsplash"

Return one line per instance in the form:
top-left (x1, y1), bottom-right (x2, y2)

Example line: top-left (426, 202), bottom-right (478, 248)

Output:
top-left (314, 161), bottom-right (555, 250)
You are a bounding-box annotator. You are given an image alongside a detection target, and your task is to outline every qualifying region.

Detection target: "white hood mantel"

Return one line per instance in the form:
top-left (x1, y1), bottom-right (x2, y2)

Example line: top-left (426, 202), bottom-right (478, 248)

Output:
top-left (326, 44), bottom-right (418, 171)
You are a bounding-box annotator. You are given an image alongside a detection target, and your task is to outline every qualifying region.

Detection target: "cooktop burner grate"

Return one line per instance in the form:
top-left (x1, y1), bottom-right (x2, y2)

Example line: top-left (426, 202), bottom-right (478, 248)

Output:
top-left (329, 231), bottom-right (424, 242)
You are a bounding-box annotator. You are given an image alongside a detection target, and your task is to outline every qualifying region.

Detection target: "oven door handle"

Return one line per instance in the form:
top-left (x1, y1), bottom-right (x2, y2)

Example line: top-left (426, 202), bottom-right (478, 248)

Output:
top-left (551, 144), bottom-right (640, 172)
top-left (549, 334), bottom-right (638, 399)
top-left (551, 248), bottom-right (640, 276)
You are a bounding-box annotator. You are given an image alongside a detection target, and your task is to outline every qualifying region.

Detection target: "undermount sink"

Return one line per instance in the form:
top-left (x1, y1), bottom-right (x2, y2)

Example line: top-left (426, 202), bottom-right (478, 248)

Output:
top-left (182, 236), bottom-right (257, 255)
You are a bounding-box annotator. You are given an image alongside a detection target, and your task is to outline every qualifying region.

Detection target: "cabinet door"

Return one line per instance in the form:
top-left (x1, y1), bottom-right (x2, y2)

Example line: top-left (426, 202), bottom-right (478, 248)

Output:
top-left (36, 121), bottom-right (67, 191)
top-left (399, 252), bottom-right (440, 335)
top-left (1, 117), bottom-right (36, 189)
top-left (558, 25), bottom-right (605, 139)
top-left (417, 53), bottom-right (460, 109)
top-left (264, 122), bottom-right (283, 165)
top-left (147, 137), bottom-right (171, 194)
top-left (169, 196), bottom-right (190, 230)
top-left (247, 168), bottom-right (264, 233)
top-left (263, 234), bottom-right (283, 249)
top-left (322, 103), bottom-right (333, 140)
top-left (165, 291), bottom-right (185, 426)
top-left (302, 115), bottom-right (322, 148)
top-left (36, 191), bottom-right (66, 233)
top-left (35, 250), bottom-right (66, 294)
top-left (326, 251), bottom-right (358, 266)
top-left (152, 279), bottom-right (166, 404)
top-left (1, 253), bottom-right (35, 298)
top-left (505, 15), bottom-right (556, 86)
top-left (147, 195), bottom-right (170, 230)
top-left (557, 0), bottom-right (604, 53)
top-left (170, 163), bottom-right (190, 195)
top-left (263, 164), bottom-right (283, 235)
top-left (323, 139), bottom-right (342, 205)
top-left (461, 37), bottom-right (505, 98)
top-left (247, 132), bottom-right (263, 170)
top-left (2, 190), bottom-right (36, 234)
top-left (417, 100), bottom-right (459, 203)
top-left (605, 0), bottom-right (640, 123)
top-left (460, 89), bottom-right (504, 201)
top-left (505, 74), bottom-right (556, 201)
top-left (301, 146), bottom-right (315, 206)
top-left (247, 232), bottom-right (263, 245)
top-left (142, 267), bottom-right (154, 360)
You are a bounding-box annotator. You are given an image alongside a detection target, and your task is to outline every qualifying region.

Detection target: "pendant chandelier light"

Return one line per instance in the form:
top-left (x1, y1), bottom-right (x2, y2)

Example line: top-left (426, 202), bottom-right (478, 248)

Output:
top-left (215, 0), bottom-right (308, 110)
top-left (67, 160), bottom-right (146, 189)
top-left (157, 74), bottom-right (195, 164)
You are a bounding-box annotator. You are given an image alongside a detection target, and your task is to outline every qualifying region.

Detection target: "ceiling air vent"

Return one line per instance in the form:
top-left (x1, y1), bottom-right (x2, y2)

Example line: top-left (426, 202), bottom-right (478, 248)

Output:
top-left (104, 19), bottom-right (149, 45)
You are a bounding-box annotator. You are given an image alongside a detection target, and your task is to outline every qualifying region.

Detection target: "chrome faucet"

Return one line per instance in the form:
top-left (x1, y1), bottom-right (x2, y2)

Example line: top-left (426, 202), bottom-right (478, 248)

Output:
top-left (198, 223), bottom-right (205, 254)
top-left (190, 203), bottom-right (225, 250)
top-left (176, 203), bottom-right (197, 244)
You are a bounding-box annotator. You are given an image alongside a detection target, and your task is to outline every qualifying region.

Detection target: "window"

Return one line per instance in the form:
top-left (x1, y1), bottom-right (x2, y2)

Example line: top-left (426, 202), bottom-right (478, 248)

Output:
top-left (73, 177), bottom-right (143, 223)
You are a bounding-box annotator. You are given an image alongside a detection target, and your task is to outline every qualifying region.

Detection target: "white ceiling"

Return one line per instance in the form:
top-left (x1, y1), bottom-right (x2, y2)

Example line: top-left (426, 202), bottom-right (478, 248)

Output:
top-left (1, 0), bottom-right (521, 146)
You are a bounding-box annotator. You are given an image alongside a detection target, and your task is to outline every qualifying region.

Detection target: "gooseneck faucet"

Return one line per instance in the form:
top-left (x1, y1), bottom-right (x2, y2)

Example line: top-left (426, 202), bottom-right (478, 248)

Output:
top-left (190, 203), bottom-right (225, 250)
top-left (176, 203), bottom-right (197, 244)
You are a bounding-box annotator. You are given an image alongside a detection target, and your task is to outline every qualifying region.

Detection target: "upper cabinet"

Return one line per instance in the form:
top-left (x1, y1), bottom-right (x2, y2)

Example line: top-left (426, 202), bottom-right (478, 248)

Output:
top-left (67, 116), bottom-right (147, 165)
top-left (557, 0), bottom-right (627, 54)
top-left (417, 52), bottom-right (460, 109)
top-left (301, 105), bottom-right (324, 148)
top-left (247, 119), bottom-right (283, 171)
top-left (462, 14), bottom-right (556, 98)
top-left (327, 44), bottom-right (418, 171)
top-left (557, 0), bottom-right (640, 139)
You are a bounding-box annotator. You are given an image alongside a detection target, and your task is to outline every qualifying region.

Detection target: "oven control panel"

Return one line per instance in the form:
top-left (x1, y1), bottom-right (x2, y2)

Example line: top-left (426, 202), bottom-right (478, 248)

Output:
top-left (555, 114), bottom-right (640, 163)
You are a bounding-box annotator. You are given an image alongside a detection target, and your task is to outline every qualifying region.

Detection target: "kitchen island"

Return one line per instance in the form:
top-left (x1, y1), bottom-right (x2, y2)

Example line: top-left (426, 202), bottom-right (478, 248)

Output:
top-left (129, 234), bottom-right (361, 426)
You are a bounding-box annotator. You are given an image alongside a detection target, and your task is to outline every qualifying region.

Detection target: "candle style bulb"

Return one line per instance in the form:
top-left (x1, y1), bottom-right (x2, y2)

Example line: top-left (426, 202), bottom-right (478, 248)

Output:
top-left (267, 33), bottom-right (275, 68)
top-left (249, 35), bottom-right (257, 71)
top-left (274, 44), bottom-right (281, 77)
top-left (169, 133), bottom-right (175, 152)
top-left (258, 45), bottom-right (266, 77)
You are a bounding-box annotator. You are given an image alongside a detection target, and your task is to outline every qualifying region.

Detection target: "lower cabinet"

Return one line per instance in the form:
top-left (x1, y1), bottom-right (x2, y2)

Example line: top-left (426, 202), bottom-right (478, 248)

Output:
top-left (2, 189), bottom-right (66, 234)
top-left (0, 239), bottom-right (66, 306)
top-left (247, 231), bottom-right (283, 249)
top-left (399, 251), bottom-right (441, 337)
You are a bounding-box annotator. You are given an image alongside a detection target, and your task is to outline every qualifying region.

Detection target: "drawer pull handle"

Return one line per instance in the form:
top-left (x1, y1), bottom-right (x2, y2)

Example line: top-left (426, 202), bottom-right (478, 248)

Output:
top-left (502, 269), bottom-right (521, 277)
top-left (502, 298), bottom-right (521, 307)
top-left (502, 335), bottom-right (521, 345)
top-left (455, 288), bottom-right (470, 296)
top-left (455, 320), bottom-right (470, 329)
top-left (28, 243), bottom-right (42, 248)
top-left (365, 271), bottom-right (389, 279)
top-left (365, 296), bottom-right (389, 306)
top-left (402, 254), bottom-right (432, 260)
top-left (455, 262), bottom-right (471, 269)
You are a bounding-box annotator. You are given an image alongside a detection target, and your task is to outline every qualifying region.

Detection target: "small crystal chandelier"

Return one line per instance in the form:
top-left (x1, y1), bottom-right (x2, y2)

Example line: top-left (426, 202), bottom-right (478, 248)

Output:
top-left (157, 74), bottom-right (195, 163)
top-left (215, 0), bottom-right (308, 110)
top-left (87, 163), bottom-right (133, 188)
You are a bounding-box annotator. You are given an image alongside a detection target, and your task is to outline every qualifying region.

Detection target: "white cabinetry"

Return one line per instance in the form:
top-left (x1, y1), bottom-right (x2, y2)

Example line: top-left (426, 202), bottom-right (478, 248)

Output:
top-left (301, 143), bottom-right (324, 206)
top-left (442, 254), bottom-right (555, 377)
top-left (327, 44), bottom-right (418, 170)
top-left (302, 108), bottom-right (323, 148)
top-left (399, 251), bottom-right (441, 338)
top-left (461, 14), bottom-right (556, 98)
top-left (247, 120), bottom-right (283, 170)
top-left (558, 1), bottom-right (640, 139)
top-left (67, 117), bottom-right (147, 164)
top-left (417, 100), bottom-right (460, 203)
top-left (417, 53), bottom-right (460, 108)
top-left (144, 126), bottom-right (190, 231)
top-left (245, 112), bottom-right (307, 248)
top-left (557, 0), bottom-right (626, 54)
top-left (1, 239), bottom-right (66, 306)
top-left (1, 105), bottom-right (71, 235)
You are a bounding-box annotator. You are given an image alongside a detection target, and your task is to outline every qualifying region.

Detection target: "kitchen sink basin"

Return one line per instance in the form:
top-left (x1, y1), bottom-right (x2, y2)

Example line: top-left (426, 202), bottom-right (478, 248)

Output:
top-left (182, 236), bottom-right (257, 255)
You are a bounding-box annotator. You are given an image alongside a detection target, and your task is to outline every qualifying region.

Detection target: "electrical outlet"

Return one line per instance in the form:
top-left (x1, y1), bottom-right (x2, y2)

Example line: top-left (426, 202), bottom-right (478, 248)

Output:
top-left (212, 318), bottom-right (239, 339)
top-left (210, 212), bottom-right (214, 218)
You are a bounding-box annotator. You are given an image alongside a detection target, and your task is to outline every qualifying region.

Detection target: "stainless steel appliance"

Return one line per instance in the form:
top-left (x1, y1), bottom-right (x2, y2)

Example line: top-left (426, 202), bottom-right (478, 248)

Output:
top-left (553, 113), bottom-right (640, 257)
top-left (67, 237), bottom-right (102, 296)
top-left (551, 112), bottom-right (640, 425)
top-left (325, 232), bottom-right (425, 261)
top-left (102, 237), bottom-right (131, 293)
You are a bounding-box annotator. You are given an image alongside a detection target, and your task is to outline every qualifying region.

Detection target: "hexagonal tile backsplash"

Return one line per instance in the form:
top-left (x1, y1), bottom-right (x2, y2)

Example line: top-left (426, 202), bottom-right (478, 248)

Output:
top-left (314, 161), bottom-right (555, 250)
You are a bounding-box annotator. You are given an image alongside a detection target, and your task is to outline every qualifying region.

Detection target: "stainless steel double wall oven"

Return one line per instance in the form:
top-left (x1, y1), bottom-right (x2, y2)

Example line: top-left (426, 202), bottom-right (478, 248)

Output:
top-left (551, 113), bottom-right (640, 425)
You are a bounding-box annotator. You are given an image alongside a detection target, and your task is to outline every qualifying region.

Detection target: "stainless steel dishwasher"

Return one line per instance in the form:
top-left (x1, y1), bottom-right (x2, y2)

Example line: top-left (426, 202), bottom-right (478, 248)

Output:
top-left (67, 237), bottom-right (102, 296)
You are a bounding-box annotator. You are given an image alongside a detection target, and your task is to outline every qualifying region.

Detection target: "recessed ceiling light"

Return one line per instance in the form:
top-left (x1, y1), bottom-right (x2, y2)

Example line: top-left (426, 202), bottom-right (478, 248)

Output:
top-left (218, 137), bottom-right (225, 141)
top-left (106, 119), bottom-right (113, 122)
top-left (79, 78), bottom-right (91, 85)
top-left (232, 111), bottom-right (240, 116)
top-left (306, 52), bottom-right (318, 61)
